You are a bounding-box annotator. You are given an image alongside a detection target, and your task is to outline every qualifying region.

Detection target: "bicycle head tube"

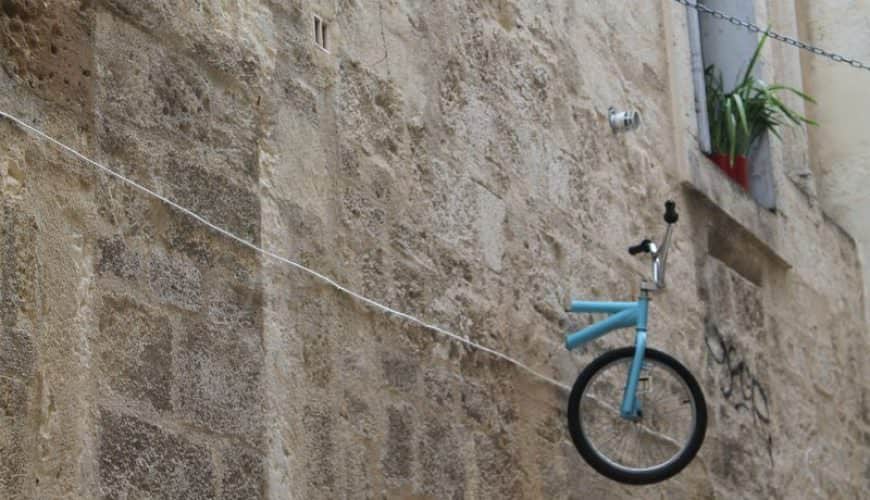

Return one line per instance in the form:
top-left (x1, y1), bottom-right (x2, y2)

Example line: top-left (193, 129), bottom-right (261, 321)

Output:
top-left (632, 200), bottom-right (678, 291)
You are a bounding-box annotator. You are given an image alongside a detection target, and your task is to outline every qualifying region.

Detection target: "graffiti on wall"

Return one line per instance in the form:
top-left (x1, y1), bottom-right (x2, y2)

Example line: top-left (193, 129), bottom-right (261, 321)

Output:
top-left (704, 321), bottom-right (771, 425)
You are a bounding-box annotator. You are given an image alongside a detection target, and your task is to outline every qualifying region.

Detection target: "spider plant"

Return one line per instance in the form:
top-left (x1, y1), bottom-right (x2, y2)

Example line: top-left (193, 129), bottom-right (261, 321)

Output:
top-left (706, 33), bottom-right (817, 165)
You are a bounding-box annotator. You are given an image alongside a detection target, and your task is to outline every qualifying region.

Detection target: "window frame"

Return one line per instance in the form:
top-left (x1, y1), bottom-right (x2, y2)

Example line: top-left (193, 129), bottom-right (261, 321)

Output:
top-left (686, 2), bottom-right (778, 209)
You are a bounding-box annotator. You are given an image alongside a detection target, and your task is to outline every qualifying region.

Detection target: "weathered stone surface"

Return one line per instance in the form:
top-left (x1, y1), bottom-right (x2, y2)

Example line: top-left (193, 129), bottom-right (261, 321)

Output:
top-left (97, 408), bottom-right (214, 499)
top-left (417, 420), bottom-right (466, 499)
top-left (101, 0), bottom-right (276, 84)
top-left (147, 247), bottom-right (204, 311)
top-left (163, 161), bottom-right (262, 243)
top-left (301, 403), bottom-right (337, 494)
top-left (0, 417), bottom-right (29, 499)
top-left (383, 403), bottom-right (413, 482)
top-left (96, 236), bottom-right (139, 279)
top-left (381, 350), bottom-right (419, 392)
top-left (0, 326), bottom-right (33, 382)
top-left (0, 377), bottom-right (27, 418)
top-left (173, 320), bottom-right (264, 441)
top-left (96, 296), bottom-right (172, 411)
top-left (0, 0), bottom-right (94, 114)
top-left (0, 0), bottom-right (868, 498)
top-left (94, 11), bottom-right (258, 152)
top-left (220, 447), bottom-right (265, 499)
top-left (0, 201), bottom-right (37, 499)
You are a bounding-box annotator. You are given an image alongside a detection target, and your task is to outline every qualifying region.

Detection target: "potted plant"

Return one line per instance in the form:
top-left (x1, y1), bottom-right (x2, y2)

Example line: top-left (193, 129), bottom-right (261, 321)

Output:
top-left (705, 33), bottom-right (817, 189)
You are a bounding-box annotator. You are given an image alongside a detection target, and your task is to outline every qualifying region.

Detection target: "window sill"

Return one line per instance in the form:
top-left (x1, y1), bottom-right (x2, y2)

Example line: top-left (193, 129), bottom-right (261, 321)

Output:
top-left (682, 150), bottom-right (792, 270)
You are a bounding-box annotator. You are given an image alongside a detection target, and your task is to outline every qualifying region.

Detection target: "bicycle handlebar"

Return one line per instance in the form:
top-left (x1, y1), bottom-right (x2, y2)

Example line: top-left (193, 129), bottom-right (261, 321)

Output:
top-left (664, 200), bottom-right (678, 224)
top-left (628, 201), bottom-right (678, 289)
top-left (628, 240), bottom-right (652, 255)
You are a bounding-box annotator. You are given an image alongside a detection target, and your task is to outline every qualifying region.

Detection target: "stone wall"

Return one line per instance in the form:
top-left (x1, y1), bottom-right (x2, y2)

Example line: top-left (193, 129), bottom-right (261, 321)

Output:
top-left (796, 0), bottom-right (870, 323)
top-left (0, 1), bottom-right (867, 498)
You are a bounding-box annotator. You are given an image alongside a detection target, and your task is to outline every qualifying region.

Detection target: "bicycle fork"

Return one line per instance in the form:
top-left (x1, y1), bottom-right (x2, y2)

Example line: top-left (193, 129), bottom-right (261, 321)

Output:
top-left (620, 293), bottom-right (649, 420)
top-left (563, 292), bottom-right (651, 420)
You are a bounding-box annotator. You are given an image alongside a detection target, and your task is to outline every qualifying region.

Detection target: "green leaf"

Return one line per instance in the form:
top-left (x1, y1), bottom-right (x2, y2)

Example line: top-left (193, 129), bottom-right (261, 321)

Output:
top-left (768, 85), bottom-right (817, 103)
top-left (740, 32), bottom-right (769, 85)
top-left (768, 95), bottom-right (803, 124)
top-left (703, 43), bottom-right (817, 158)
top-left (730, 93), bottom-right (750, 141)
top-left (725, 99), bottom-right (737, 162)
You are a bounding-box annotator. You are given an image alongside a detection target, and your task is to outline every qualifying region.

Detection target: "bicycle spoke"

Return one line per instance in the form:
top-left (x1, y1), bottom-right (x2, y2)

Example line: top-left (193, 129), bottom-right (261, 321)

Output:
top-left (571, 350), bottom-right (703, 476)
top-left (655, 402), bottom-right (693, 416)
top-left (612, 422), bottom-right (632, 464)
top-left (593, 426), bottom-right (625, 449)
top-left (631, 423), bottom-right (646, 467)
top-left (651, 393), bottom-right (691, 410)
top-left (652, 435), bottom-right (671, 464)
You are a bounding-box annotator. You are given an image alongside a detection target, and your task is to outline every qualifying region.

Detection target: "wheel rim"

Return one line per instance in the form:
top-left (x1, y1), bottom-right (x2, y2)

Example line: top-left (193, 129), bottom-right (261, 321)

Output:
top-left (577, 356), bottom-right (698, 474)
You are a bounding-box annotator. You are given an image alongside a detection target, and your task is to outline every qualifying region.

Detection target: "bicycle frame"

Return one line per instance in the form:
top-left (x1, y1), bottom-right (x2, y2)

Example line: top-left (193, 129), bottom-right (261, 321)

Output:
top-left (564, 291), bottom-right (650, 420)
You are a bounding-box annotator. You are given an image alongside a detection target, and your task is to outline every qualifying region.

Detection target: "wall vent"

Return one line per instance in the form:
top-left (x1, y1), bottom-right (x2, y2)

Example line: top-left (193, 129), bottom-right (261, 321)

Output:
top-left (314, 15), bottom-right (328, 52)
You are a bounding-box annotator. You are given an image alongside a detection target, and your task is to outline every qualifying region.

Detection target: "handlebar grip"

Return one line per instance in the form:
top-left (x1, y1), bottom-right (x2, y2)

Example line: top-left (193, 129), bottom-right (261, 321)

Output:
top-left (664, 200), bottom-right (679, 224)
top-left (628, 239), bottom-right (652, 255)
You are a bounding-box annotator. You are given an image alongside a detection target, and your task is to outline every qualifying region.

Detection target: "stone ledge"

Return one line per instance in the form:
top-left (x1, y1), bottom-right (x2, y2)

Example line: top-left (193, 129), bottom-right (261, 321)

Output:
top-left (683, 149), bottom-right (792, 270)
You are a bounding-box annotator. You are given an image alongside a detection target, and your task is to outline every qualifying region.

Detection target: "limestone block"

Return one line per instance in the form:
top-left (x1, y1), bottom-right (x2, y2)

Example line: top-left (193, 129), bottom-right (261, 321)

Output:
top-left (476, 183), bottom-right (506, 272)
top-left (301, 403), bottom-right (337, 494)
top-left (0, 202), bottom-right (37, 499)
top-left (97, 408), bottom-right (214, 498)
top-left (258, 77), bottom-right (332, 230)
top-left (93, 140), bottom-right (261, 311)
top-left (96, 236), bottom-right (140, 280)
top-left (382, 403), bottom-right (413, 482)
top-left (96, 296), bottom-right (172, 411)
top-left (0, 0), bottom-right (95, 114)
top-left (220, 447), bottom-right (265, 499)
top-left (378, 346), bottom-right (418, 389)
top-left (147, 247), bottom-right (203, 311)
top-left (0, 0), bottom-right (866, 497)
top-left (0, 326), bottom-right (33, 384)
top-left (161, 160), bottom-right (262, 244)
top-left (203, 280), bottom-right (262, 331)
top-left (94, 11), bottom-right (258, 151)
top-left (173, 320), bottom-right (264, 442)
top-left (299, 321), bottom-right (335, 389)
top-left (472, 431), bottom-right (522, 498)
top-left (101, 0), bottom-right (276, 84)
top-left (336, 61), bottom-right (407, 161)
top-left (422, 368), bottom-right (462, 410)
top-left (0, 417), bottom-right (29, 499)
top-left (416, 420), bottom-right (466, 498)
top-left (0, 376), bottom-right (27, 418)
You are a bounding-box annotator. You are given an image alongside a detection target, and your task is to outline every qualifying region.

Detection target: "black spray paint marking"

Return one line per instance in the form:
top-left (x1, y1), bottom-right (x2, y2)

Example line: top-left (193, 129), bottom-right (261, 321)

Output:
top-left (704, 322), bottom-right (771, 424)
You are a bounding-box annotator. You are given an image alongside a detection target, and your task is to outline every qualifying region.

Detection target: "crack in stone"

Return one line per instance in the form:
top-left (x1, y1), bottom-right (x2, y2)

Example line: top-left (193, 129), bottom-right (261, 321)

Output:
top-left (371, 0), bottom-right (390, 75)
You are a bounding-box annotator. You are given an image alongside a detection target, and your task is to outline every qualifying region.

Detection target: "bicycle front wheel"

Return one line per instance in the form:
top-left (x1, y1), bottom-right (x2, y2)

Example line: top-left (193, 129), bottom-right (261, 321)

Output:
top-left (567, 347), bottom-right (707, 484)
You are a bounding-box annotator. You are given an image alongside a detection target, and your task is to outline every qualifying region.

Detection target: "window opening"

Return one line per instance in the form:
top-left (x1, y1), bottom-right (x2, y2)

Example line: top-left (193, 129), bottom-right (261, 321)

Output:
top-left (688, 0), bottom-right (777, 209)
top-left (313, 15), bottom-right (328, 52)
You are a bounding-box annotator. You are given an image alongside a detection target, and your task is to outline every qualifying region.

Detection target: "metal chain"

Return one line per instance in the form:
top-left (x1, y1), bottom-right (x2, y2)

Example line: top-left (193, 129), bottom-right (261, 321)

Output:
top-left (673, 0), bottom-right (870, 72)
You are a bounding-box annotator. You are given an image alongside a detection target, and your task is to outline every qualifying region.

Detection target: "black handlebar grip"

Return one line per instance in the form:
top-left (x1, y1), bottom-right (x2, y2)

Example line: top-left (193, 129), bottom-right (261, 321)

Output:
top-left (664, 200), bottom-right (679, 224)
top-left (628, 239), bottom-right (652, 255)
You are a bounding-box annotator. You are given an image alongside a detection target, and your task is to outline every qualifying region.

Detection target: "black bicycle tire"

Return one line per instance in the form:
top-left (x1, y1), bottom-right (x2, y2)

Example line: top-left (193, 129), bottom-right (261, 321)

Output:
top-left (567, 347), bottom-right (707, 485)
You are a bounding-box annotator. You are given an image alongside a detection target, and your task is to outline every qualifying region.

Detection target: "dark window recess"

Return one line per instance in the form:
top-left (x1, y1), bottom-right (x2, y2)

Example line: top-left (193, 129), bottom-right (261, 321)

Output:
top-left (688, 0), bottom-right (777, 209)
top-left (314, 15), bottom-right (328, 52)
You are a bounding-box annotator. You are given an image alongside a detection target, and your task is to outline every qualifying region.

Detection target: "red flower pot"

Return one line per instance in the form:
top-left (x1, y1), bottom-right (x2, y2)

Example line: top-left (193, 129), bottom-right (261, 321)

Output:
top-left (709, 153), bottom-right (732, 178)
top-left (731, 155), bottom-right (749, 190)
top-left (708, 153), bottom-right (749, 191)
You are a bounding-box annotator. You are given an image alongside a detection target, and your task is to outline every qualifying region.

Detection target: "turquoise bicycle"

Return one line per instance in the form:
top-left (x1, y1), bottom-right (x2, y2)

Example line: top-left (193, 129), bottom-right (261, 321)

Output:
top-left (564, 201), bottom-right (707, 484)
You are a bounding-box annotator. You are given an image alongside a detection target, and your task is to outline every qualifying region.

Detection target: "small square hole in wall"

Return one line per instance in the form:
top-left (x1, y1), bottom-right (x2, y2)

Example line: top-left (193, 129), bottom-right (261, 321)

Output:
top-left (313, 15), bottom-right (328, 52)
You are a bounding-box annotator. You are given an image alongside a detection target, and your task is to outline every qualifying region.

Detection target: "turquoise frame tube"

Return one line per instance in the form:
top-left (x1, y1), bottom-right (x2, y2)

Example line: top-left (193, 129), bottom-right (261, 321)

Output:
top-left (565, 295), bottom-right (650, 419)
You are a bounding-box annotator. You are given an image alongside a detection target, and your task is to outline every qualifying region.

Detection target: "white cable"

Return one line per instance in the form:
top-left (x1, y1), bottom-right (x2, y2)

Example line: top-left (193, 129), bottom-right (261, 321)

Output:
top-left (0, 110), bottom-right (571, 392)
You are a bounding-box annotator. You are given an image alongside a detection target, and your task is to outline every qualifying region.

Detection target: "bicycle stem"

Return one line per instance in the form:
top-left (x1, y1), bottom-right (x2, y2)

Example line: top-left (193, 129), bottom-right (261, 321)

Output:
top-left (651, 223), bottom-right (674, 289)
